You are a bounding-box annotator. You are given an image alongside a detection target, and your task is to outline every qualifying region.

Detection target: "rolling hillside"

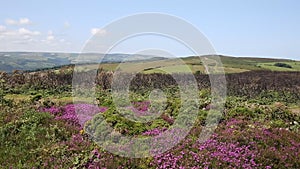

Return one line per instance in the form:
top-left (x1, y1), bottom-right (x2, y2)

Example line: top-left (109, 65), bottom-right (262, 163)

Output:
top-left (68, 55), bottom-right (300, 74)
top-left (0, 52), bottom-right (166, 72)
top-left (0, 52), bottom-right (299, 73)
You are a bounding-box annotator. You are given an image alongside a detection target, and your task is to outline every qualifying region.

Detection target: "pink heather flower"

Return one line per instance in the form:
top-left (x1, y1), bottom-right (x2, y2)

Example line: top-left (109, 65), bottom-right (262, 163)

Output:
top-left (40, 103), bottom-right (108, 127)
top-left (142, 127), bottom-right (167, 136)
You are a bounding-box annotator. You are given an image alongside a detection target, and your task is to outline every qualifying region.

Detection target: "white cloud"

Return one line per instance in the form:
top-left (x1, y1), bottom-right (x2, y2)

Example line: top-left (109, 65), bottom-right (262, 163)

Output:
top-left (91, 28), bottom-right (107, 36)
top-left (5, 18), bottom-right (32, 26)
top-left (18, 28), bottom-right (40, 36)
top-left (5, 19), bottom-right (17, 25)
top-left (47, 35), bottom-right (55, 41)
top-left (0, 27), bottom-right (41, 47)
top-left (0, 19), bottom-right (78, 52)
top-left (20, 18), bottom-right (31, 25)
top-left (46, 30), bottom-right (55, 41)
top-left (0, 25), bottom-right (6, 32)
top-left (0, 30), bottom-right (14, 36)
top-left (0, 27), bottom-right (40, 37)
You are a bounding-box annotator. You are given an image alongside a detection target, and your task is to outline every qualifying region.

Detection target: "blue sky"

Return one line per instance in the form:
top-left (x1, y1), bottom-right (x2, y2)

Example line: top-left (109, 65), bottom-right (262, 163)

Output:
top-left (0, 0), bottom-right (299, 59)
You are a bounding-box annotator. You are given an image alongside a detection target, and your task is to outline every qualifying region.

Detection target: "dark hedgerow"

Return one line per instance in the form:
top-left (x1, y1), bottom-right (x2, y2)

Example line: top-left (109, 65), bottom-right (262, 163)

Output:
top-left (274, 62), bottom-right (292, 69)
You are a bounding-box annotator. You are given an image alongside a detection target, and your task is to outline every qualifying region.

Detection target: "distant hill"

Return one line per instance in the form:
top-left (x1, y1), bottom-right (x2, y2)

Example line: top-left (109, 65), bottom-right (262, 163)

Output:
top-left (181, 55), bottom-right (299, 73)
top-left (0, 52), bottom-right (299, 73)
top-left (0, 52), bottom-right (166, 72)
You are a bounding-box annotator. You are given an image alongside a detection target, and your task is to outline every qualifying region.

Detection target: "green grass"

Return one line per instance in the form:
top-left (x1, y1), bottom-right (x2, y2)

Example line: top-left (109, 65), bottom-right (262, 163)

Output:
top-left (258, 62), bottom-right (300, 71)
top-left (4, 94), bottom-right (94, 105)
top-left (76, 57), bottom-right (250, 74)
top-left (4, 94), bottom-right (31, 102)
top-left (144, 65), bottom-right (199, 74)
top-left (51, 55), bottom-right (300, 74)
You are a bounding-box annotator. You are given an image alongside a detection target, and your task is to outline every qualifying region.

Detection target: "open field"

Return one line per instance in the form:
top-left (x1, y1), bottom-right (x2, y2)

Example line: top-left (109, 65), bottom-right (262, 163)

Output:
top-left (51, 55), bottom-right (300, 75)
top-left (257, 61), bottom-right (300, 71)
top-left (2, 52), bottom-right (300, 74)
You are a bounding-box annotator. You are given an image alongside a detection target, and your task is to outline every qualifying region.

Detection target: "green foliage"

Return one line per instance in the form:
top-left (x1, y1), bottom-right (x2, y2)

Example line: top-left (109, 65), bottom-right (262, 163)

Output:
top-left (0, 105), bottom-right (83, 168)
top-left (226, 107), bottom-right (256, 119)
top-left (195, 70), bottom-right (202, 74)
top-left (0, 109), bottom-right (52, 166)
top-left (150, 119), bottom-right (170, 129)
top-left (30, 93), bottom-right (43, 102)
top-left (95, 89), bottom-right (113, 107)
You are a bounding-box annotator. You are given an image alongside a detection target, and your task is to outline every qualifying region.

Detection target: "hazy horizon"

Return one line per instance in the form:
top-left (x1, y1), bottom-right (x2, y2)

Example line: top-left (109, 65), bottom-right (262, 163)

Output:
top-left (0, 50), bottom-right (298, 61)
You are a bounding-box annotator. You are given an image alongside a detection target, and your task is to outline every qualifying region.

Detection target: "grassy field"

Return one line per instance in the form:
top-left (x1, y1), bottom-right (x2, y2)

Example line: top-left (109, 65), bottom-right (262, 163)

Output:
top-left (2, 52), bottom-right (299, 73)
top-left (257, 61), bottom-right (300, 71)
top-left (67, 55), bottom-right (300, 74)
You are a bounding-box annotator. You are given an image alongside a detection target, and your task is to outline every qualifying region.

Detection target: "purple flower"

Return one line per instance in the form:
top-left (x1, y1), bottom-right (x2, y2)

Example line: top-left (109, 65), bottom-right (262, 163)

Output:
top-left (39, 103), bottom-right (108, 127)
top-left (142, 127), bottom-right (167, 136)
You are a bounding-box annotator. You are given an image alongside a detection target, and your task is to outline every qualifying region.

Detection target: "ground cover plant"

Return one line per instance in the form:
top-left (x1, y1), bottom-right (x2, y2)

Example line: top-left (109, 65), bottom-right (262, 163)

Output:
top-left (0, 70), bottom-right (300, 168)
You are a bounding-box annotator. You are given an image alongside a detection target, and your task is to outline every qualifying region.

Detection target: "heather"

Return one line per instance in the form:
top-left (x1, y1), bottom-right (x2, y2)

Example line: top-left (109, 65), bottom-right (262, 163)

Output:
top-left (1, 71), bottom-right (300, 168)
top-left (40, 103), bottom-right (108, 127)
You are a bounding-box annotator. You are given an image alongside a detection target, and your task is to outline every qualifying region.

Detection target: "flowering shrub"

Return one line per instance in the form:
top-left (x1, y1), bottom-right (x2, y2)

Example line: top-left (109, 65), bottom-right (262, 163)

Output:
top-left (40, 103), bottom-right (108, 127)
top-left (78, 115), bottom-right (300, 168)
top-left (216, 117), bottom-right (300, 168)
top-left (132, 101), bottom-right (151, 111)
top-left (142, 127), bottom-right (168, 136)
top-left (2, 92), bottom-right (300, 168)
top-left (151, 135), bottom-right (260, 169)
top-left (127, 101), bottom-right (153, 118)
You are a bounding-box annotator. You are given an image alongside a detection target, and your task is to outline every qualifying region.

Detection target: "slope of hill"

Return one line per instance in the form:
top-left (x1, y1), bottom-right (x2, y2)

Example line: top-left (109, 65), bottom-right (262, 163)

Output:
top-left (180, 55), bottom-right (300, 73)
top-left (93, 55), bottom-right (300, 74)
top-left (0, 52), bottom-right (299, 73)
top-left (0, 52), bottom-right (166, 72)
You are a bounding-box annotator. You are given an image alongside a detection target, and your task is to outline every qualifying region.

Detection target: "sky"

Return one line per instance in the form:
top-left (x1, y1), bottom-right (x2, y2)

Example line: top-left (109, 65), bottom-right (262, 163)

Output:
top-left (0, 0), bottom-right (300, 60)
